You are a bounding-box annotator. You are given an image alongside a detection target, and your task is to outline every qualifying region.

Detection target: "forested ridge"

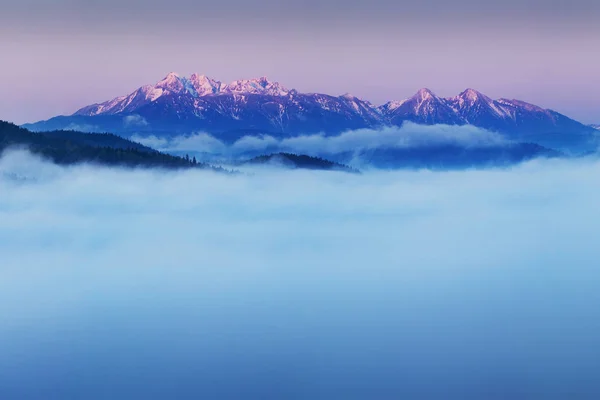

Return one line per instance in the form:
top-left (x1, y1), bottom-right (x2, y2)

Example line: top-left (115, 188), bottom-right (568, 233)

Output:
top-left (0, 121), bottom-right (222, 170)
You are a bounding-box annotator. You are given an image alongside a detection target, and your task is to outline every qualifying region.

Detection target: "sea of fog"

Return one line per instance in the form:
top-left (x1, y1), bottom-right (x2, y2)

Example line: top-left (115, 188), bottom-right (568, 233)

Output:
top-left (1, 149), bottom-right (600, 399)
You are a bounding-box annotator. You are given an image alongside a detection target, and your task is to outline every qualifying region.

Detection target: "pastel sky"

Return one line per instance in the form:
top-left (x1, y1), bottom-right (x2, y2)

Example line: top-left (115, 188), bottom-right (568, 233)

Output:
top-left (1, 0), bottom-right (599, 124)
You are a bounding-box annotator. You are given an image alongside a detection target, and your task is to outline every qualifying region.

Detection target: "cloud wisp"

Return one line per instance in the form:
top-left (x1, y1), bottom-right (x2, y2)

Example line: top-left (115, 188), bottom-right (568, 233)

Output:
top-left (1, 150), bottom-right (600, 398)
top-left (133, 122), bottom-right (510, 161)
top-left (123, 114), bottom-right (149, 127)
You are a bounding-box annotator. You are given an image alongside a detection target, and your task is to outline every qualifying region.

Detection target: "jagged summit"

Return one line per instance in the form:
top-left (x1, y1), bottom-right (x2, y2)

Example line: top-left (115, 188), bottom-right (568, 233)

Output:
top-left (446, 89), bottom-right (512, 124)
top-left (224, 77), bottom-right (289, 96)
top-left (456, 88), bottom-right (487, 103)
top-left (415, 88), bottom-right (436, 100)
top-left (381, 99), bottom-right (407, 112)
top-left (189, 73), bottom-right (223, 96)
top-left (74, 73), bottom-right (295, 116)
top-left (162, 72), bottom-right (180, 80)
top-left (155, 72), bottom-right (184, 91)
top-left (453, 88), bottom-right (501, 107)
top-left (151, 72), bottom-right (289, 96)
top-left (382, 88), bottom-right (463, 125)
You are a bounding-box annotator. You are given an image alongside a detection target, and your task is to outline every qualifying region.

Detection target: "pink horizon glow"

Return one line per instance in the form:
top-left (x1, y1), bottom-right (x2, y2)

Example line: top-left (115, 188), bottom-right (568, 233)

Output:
top-left (1, 0), bottom-right (599, 125)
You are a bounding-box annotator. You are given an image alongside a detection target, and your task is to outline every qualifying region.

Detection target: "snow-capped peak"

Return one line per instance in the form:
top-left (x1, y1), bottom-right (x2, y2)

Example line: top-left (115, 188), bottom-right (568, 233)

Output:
top-left (135, 72), bottom-right (185, 101)
top-left (156, 72), bottom-right (183, 90)
top-left (224, 77), bottom-right (289, 96)
top-left (382, 99), bottom-right (407, 112)
top-left (379, 89), bottom-right (439, 115)
top-left (447, 89), bottom-right (514, 120)
top-left (415, 88), bottom-right (436, 101)
top-left (449, 88), bottom-right (493, 108)
top-left (460, 88), bottom-right (484, 102)
top-left (189, 73), bottom-right (222, 96)
top-left (382, 88), bottom-right (464, 124)
top-left (145, 72), bottom-right (223, 99)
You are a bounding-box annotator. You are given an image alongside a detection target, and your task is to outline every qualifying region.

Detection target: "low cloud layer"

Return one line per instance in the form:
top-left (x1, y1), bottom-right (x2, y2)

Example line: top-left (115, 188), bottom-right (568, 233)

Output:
top-left (133, 123), bottom-right (509, 161)
top-left (1, 150), bottom-right (600, 398)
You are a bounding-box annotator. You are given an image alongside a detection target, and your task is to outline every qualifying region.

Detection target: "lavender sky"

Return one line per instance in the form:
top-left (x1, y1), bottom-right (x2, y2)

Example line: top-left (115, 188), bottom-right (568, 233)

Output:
top-left (1, 0), bottom-right (599, 124)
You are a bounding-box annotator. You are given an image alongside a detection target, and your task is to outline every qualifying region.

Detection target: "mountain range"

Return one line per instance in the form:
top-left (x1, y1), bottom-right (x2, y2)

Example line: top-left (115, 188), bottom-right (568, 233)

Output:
top-left (24, 73), bottom-right (598, 152)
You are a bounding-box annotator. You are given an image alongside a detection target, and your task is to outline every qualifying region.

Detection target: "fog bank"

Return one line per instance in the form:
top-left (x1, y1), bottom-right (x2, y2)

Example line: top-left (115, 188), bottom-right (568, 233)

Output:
top-left (1, 150), bottom-right (600, 399)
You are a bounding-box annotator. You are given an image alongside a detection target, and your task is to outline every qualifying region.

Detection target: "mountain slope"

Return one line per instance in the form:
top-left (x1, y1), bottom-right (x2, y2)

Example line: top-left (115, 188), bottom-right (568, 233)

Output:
top-left (0, 121), bottom-right (215, 169)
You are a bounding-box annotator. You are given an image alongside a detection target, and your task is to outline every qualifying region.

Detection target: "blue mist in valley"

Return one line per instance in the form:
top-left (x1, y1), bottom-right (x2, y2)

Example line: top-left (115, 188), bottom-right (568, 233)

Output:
top-left (1, 150), bottom-right (600, 399)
